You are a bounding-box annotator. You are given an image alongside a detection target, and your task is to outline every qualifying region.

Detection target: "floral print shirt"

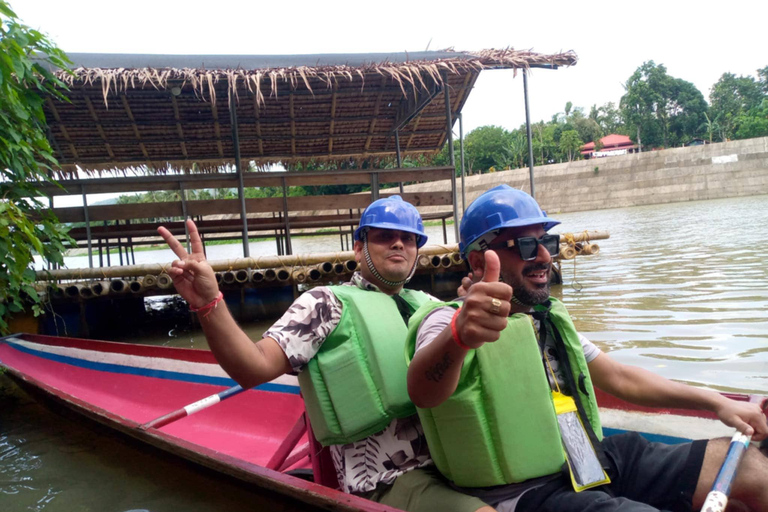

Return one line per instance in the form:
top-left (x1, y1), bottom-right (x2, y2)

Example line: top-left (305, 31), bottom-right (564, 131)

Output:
top-left (264, 273), bottom-right (433, 494)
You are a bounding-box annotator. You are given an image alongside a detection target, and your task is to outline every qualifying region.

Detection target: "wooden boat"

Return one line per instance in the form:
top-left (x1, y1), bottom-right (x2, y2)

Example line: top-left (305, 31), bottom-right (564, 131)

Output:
top-left (1, 333), bottom-right (765, 511)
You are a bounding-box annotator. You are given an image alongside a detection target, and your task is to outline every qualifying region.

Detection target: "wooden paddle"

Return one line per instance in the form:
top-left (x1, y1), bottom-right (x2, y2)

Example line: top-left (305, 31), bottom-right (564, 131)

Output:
top-left (140, 384), bottom-right (245, 430)
top-left (700, 431), bottom-right (752, 512)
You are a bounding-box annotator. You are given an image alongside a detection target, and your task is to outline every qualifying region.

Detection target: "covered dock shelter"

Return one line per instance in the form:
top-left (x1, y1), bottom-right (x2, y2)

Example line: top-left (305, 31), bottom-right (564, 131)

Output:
top-left (37, 48), bottom-right (577, 267)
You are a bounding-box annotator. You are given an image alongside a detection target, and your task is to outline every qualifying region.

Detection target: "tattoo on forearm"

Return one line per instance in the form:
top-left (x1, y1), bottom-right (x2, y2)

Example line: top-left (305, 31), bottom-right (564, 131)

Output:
top-left (425, 352), bottom-right (454, 382)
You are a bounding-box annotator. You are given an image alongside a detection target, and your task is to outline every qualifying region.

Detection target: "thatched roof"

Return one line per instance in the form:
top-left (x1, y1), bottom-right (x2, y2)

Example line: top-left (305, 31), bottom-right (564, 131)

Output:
top-left (44, 48), bottom-right (577, 177)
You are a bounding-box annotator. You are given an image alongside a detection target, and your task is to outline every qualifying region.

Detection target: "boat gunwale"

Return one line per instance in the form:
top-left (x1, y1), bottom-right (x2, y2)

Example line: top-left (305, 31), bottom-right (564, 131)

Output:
top-left (0, 333), bottom-right (403, 512)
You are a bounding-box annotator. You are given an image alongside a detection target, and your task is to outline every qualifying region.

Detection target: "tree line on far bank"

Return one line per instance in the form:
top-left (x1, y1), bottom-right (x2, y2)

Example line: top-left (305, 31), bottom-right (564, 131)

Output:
top-left (432, 61), bottom-right (768, 174)
top-left (111, 61), bottom-right (768, 208)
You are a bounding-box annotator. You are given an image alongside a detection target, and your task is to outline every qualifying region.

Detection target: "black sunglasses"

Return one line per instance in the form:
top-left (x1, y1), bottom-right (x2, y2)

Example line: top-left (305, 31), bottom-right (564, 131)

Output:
top-left (486, 234), bottom-right (560, 261)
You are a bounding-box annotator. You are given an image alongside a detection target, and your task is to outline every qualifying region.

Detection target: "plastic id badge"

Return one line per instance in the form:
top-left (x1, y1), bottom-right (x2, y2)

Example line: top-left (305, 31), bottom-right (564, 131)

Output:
top-left (552, 391), bottom-right (611, 492)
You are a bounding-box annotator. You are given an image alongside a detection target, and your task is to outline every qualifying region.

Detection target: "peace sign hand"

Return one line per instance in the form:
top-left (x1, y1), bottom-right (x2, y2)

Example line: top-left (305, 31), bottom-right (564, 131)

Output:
top-left (157, 219), bottom-right (220, 309)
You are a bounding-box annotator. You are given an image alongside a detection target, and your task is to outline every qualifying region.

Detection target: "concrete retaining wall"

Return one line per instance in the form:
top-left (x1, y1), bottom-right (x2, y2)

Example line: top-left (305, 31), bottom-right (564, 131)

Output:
top-left (393, 136), bottom-right (768, 216)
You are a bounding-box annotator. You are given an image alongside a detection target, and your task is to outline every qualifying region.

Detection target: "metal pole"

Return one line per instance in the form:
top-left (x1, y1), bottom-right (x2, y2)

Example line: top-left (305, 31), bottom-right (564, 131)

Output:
top-left (458, 112), bottom-right (466, 213)
top-left (81, 185), bottom-right (93, 268)
top-left (523, 68), bottom-right (536, 199)
top-left (370, 172), bottom-right (379, 201)
top-left (48, 196), bottom-right (54, 270)
top-left (104, 221), bottom-right (111, 267)
top-left (180, 182), bottom-right (191, 253)
top-left (395, 130), bottom-right (404, 194)
top-left (281, 177), bottom-right (293, 255)
top-left (127, 220), bottom-right (136, 265)
top-left (442, 70), bottom-right (459, 242)
top-left (229, 88), bottom-right (250, 257)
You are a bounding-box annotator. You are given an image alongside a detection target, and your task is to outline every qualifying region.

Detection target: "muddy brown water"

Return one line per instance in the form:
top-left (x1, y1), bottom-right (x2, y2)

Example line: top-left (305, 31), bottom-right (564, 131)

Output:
top-left (5, 195), bottom-right (768, 511)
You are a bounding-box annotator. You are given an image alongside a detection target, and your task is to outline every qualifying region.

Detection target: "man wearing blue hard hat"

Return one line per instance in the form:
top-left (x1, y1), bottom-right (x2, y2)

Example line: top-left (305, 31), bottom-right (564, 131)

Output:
top-left (406, 185), bottom-right (768, 512)
top-left (159, 196), bottom-right (495, 512)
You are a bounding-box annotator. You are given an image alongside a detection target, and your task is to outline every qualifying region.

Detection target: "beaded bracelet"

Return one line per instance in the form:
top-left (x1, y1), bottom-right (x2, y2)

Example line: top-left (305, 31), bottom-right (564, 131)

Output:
top-left (450, 308), bottom-right (473, 350)
top-left (190, 291), bottom-right (224, 318)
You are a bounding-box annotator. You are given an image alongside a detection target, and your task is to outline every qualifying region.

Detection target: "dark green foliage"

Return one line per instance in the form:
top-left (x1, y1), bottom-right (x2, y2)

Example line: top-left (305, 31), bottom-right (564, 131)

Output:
top-left (0, 0), bottom-right (74, 333)
top-left (620, 61), bottom-right (709, 148)
top-left (710, 70), bottom-right (768, 141)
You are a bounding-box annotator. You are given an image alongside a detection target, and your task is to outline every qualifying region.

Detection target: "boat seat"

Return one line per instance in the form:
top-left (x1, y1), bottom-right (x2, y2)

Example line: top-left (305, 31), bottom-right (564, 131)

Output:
top-left (265, 407), bottom-right (339, 489)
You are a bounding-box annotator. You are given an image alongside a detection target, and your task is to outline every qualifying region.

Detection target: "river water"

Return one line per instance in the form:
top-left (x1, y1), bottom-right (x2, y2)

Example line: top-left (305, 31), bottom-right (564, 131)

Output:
top-left (3, 195), bottom-right (768, 511)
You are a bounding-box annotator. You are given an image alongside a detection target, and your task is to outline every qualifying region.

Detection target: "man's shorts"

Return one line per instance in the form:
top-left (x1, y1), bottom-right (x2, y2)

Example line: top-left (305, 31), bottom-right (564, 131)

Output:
top-left (516, 432), bottom-right (708, 512)
top-left (359, 466), bottom-right (488, 512)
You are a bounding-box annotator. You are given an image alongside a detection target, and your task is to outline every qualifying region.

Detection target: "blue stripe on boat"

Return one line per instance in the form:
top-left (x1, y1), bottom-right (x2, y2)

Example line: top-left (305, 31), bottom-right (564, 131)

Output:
top-left (603, 427), bottom-right (691, 444)
top-left (7, 341), bottom-right (300, 395)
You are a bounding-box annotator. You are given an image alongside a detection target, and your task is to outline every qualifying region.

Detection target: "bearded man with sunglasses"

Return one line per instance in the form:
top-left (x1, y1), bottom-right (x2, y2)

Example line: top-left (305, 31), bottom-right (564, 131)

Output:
top-left (406, 185), bottom-right (768, 512)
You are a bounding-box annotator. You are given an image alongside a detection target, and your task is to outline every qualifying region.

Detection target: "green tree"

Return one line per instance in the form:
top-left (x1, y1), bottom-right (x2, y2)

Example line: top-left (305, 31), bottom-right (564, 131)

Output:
top-left (573, 116), bottom-right (602, 145)
top-left (667, 78), bottom-right (709, 146)
top-left (709, 72), bottom-right (764, 141)
top-left (758, 66), bottom-right (768, 95)
top-left (735, 99), bottom-right (768, 139)
top-left (595, 102), bottom-right (625, 135)
top-left (501, 130), bottom-right (527, 169)
top-left (620, 61), bottom-right (707, 148)
top-left (461, 125), bottom-right (514, 174)
top-left (0, 0), bottom-right (73, 333)
top-left (558, 130), bottom-right (583, 162)
top-left (532, 122), bottom-right (557, 165)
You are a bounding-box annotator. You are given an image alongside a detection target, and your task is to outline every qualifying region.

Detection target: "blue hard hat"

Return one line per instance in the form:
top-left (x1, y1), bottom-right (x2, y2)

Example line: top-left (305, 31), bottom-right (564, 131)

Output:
top-left (459, 185), bottom-right (560, 256)
top-left (354, 195), bottom-right (428, 248)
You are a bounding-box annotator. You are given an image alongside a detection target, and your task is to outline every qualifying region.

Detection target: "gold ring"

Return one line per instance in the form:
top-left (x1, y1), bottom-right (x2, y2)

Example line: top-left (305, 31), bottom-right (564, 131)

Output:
top-left (489, 298), bottom-right (502, 315)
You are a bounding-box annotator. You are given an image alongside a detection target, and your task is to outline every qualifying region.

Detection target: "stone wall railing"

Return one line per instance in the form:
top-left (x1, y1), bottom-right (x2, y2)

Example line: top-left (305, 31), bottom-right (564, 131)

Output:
top-left (387, 136), bottom-right (768, 217)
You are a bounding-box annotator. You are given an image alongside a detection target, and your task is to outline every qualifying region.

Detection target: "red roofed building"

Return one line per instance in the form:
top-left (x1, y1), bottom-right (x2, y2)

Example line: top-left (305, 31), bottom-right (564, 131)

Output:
top-left (581, 134), bottom-right (638, 159)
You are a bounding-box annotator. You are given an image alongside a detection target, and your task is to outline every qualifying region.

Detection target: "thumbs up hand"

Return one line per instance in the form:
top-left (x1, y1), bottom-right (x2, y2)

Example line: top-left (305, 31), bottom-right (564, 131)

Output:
top-left (454, 250), bottom-right (513, 349)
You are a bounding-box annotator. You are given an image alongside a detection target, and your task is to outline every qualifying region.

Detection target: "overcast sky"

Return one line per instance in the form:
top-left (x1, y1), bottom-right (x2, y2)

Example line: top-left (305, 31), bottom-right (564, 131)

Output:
top-left (13, 0), bottom-right (767, 205)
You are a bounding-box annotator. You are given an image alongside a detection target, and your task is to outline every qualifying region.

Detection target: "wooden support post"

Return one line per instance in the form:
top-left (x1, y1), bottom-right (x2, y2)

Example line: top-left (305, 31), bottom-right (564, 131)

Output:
top-left (459, 112), bottom-right (466, 213)
top-left (281, 177), bottom-right (293, 255)
top-left (523, 68), bottom-right (536, 199)
top-left (104, 221), bottom-right (111, 267)
top-left (81, 185), bottom-right (93, 268)
top-left (442, 70), bottom-right (459, 242)
top-left (180, 182), bottom-right (191, 253)
top-left (370, 172), bottom-right (379, 201)
top-left (229, 88), bottom-right (250, 258)
top-left (395, 130), bottom-right (404, 194)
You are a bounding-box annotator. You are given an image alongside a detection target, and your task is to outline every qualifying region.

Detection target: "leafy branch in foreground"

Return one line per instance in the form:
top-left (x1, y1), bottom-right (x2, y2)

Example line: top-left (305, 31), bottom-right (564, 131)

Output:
top-left (0, 0), bottom-right (74, 334)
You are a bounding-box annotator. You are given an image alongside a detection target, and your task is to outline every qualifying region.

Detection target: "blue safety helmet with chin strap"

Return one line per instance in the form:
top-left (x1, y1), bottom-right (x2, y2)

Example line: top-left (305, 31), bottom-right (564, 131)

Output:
top-left (459, 185), bottom-right (560, 257)
top-left (354, 195), bottom-right (428, 248)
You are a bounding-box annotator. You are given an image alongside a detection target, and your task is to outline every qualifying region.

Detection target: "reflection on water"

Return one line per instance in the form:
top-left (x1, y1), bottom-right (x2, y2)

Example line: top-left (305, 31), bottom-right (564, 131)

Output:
top-left (553, 195), bottom-right (768, 394)
top-left (0, 377), bottom-right (300, 512)
top-left (6, 195), bottom-right (768, 511)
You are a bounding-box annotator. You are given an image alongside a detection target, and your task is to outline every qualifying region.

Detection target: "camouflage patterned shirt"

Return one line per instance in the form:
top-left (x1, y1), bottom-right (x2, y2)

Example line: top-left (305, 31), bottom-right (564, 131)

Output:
top-left (264, 272), bottom-right (433, 494)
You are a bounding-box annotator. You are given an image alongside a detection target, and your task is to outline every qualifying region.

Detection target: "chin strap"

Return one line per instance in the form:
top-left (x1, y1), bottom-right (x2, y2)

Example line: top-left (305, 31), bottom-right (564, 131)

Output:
top-left (510, 294), bottom-right (528, 307)
top-left (363, 233), bottom-right (418, 289)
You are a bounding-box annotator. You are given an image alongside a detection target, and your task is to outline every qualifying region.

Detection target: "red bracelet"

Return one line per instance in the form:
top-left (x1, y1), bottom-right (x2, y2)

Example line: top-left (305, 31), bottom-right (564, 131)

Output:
top-left (190, 291), bottom-right (224, 318)
top-left (450, 308), bottom-right (473, 350)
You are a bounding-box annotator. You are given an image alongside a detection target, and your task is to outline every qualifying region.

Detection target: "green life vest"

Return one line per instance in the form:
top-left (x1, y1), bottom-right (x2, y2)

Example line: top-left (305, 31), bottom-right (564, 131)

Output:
top-left (405, 297), bottom-right (603, 487)
top-left (300, 285), bottom-right (430, 446)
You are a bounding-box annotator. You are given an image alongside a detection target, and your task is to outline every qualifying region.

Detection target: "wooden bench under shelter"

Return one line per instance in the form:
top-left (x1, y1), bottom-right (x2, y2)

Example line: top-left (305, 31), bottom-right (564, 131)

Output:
top-left (34, 49), bottom-right (577, 268)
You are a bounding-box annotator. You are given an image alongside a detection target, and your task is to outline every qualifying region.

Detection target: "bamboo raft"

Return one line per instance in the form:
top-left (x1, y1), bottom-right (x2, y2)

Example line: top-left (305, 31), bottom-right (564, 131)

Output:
top-left (34, 231), bottom-right (609, 301)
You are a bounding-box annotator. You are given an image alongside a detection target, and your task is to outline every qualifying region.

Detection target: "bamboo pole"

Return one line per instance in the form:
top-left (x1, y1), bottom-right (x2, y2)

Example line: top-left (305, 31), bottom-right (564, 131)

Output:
top-left (35, 232), bottom-right (609, 282)
top-left (90, 281), bottom-right (111, 296)
top-left (156, 274), bottom-right (173, 289)
top-left (109, 279), bottom-right (129, 294)
top-left (559, 230), bottom-right (610, 243)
